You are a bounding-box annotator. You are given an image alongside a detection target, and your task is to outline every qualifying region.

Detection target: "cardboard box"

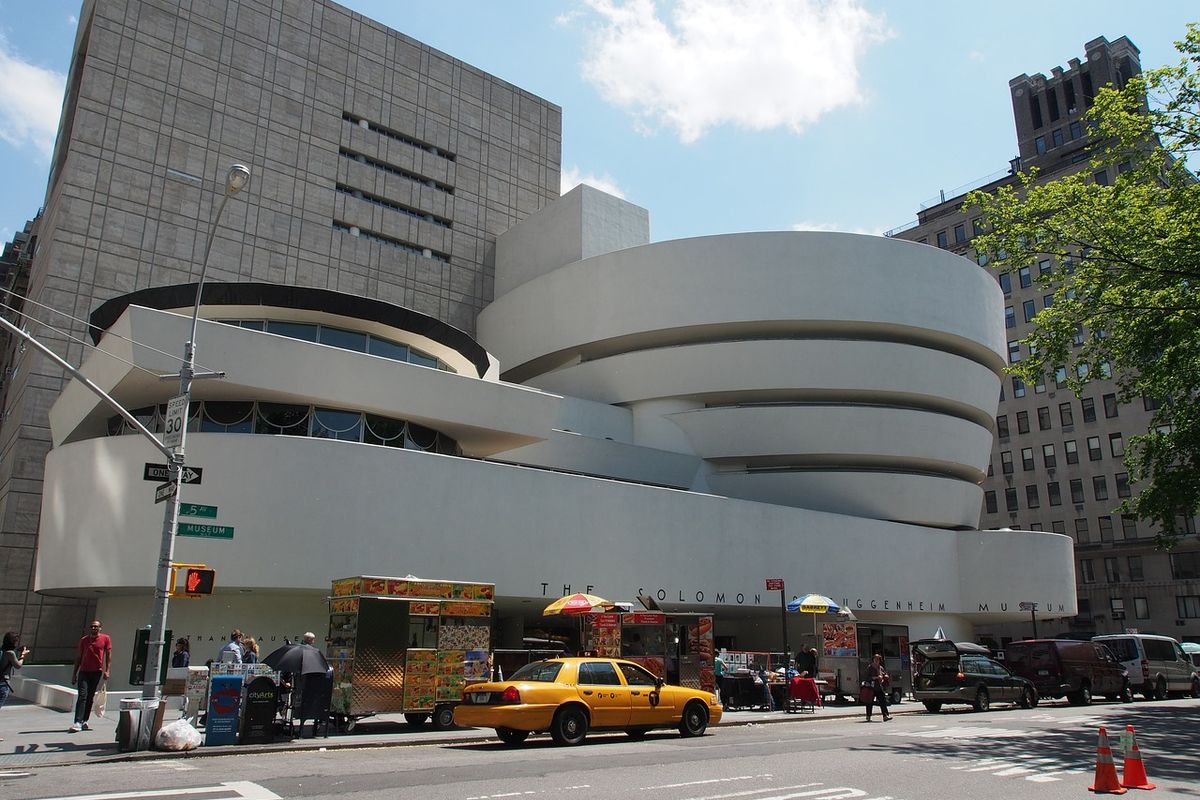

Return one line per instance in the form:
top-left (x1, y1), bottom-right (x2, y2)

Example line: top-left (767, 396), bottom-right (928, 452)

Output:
top-left (163, 666), bottom-right (188, 695)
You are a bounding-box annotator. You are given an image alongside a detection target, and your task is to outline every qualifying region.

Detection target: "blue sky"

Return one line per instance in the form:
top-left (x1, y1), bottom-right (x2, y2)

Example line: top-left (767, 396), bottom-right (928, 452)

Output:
top-left (0, 1), bottom-right (1196, 245)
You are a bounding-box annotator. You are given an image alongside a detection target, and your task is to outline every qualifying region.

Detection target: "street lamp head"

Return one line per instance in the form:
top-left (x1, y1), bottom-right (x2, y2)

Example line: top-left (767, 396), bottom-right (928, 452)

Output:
top-left (225, 164), bottom-right (251, 196)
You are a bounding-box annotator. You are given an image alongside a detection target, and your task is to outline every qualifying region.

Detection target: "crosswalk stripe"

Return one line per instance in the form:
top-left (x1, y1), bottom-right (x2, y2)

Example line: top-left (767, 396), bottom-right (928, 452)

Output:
top-left (35, 782), bottom-right (280, 800)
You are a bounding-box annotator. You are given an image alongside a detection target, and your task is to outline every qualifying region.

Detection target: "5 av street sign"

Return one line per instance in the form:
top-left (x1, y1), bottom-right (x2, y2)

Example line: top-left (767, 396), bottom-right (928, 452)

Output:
top-left (180, 504), bottom-right (218, 519)
top-left (143, 463), bottom-right (203, 484)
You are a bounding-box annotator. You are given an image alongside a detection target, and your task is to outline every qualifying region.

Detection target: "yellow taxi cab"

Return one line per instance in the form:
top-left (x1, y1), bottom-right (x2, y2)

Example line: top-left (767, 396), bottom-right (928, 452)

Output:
top-left (453, 657), bottom-right (722, 746)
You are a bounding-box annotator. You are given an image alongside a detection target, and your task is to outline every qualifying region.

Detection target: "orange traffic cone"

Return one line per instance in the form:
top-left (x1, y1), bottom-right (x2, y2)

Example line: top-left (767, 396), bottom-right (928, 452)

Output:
top-left (1120, 725), bottom-right (1156, 790)
top-left (1089, 726), bottom-right (1128, 794)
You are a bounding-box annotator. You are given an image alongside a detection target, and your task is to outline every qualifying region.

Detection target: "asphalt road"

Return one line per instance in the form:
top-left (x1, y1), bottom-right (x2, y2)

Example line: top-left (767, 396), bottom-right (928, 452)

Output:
top-left (4, 698), bottom-right (1198, 800)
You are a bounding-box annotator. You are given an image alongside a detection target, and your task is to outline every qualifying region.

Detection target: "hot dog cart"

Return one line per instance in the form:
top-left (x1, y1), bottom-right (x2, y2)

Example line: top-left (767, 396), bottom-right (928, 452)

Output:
top-left (327, 575), bottom-right (494, 729)
top-left (583, 611), bottom-right (716, 692)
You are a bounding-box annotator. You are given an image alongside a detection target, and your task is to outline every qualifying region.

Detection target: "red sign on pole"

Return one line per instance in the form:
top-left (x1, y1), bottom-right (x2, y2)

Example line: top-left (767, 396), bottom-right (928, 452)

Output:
top-left (765, 578), bottom-right (784, 591)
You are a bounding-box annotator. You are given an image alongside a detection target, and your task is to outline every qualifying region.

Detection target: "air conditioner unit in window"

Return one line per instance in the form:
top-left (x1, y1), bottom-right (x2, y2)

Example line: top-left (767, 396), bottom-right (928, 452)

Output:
top-left (1112, 611), bottom-right (1125, 620)
top-left (1177, 620), bottom-right (1186, 626)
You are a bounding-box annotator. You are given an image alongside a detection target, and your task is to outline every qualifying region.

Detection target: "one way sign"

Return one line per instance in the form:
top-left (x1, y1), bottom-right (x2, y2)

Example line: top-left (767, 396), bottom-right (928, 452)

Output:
top-left (143, 463), bottom-right (203, 485)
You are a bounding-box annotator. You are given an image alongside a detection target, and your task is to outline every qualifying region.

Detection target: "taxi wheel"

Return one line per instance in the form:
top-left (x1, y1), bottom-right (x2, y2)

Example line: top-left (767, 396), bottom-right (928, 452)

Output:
top-left (551, 705), bottom-right (589, 746)
top-left (678, 701), bottom-right (709, 737)
top-left (496, 727), bottom-right (529, 746)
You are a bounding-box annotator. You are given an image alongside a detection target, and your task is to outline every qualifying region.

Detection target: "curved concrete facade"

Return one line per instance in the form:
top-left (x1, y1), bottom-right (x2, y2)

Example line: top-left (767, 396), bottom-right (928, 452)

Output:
top-left (35, 191), bottom-right (1075, 688)
top-left (479, 229), bottom-right (1005, 528)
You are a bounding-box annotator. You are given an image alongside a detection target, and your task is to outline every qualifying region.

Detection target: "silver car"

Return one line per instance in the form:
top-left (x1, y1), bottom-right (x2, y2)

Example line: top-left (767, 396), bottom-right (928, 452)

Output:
top-left (1093, 634), bottom-right (1200, 700)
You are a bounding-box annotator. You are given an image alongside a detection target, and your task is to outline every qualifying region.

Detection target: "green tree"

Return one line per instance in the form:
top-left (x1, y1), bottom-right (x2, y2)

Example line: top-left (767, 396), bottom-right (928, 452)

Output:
top-left (969, 24), bottom-right (1200, 545)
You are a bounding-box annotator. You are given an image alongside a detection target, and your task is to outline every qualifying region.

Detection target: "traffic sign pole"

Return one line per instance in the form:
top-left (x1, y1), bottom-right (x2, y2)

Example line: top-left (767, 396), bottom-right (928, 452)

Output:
top-left (1020, 601), bottom-right (1039, 639)
top-left (766, 578), bottom-right (789, 667)
top-left (142, 165), bottom-right (248, 712)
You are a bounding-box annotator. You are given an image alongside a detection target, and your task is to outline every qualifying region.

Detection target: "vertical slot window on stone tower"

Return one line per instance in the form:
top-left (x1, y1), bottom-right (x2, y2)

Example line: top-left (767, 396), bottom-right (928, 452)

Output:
top-left (1029, 93), bottom-right (1044, 129)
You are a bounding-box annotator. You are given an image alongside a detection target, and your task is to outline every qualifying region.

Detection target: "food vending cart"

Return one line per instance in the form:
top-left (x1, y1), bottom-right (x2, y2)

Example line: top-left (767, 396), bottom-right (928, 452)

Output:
top-left (583, 611), bottom-right (716, 692)
top-left (327, 575), bottom-right (494, 730)
top-left (817, 620), bottom-right (909, 705)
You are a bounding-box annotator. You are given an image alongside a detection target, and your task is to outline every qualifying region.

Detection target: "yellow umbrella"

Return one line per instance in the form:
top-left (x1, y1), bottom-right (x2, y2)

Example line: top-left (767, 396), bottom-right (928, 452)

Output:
top-left (543, 593), bottom-right (616, 616)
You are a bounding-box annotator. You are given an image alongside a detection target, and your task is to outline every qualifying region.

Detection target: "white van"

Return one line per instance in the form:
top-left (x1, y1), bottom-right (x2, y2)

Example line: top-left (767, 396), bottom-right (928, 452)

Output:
top-left (1093, 634), bottom-right (1199, 700)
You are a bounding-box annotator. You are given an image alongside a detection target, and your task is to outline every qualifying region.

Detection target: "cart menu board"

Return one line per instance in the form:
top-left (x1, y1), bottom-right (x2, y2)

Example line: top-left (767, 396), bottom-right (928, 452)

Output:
top-left (823, 621), bottom-right (858, 657)
top-left (590, 614), bottom-right (621, 657)
top-left (404, 649), bottom-right (437, 710)
top-left (330, 597), bottom-right (359, 613)
top-left (334, 576), bottom-right (494, 601)
top-left (441, 601), bottom-right (491, 617)
top-left (436, 649), bottom-right (466, 701)
top-left (332, 577), bottom-right (362, 596)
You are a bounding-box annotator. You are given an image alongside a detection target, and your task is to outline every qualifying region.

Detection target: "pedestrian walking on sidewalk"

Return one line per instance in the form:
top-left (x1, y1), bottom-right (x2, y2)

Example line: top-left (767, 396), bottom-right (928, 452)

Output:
top-left (2, 631), bottom-right (29, 711)
top-left (714, 651), bottom-right (727, 708)
top-left (863, 653), bottom-right (891, 722)
top-left (70, 620), bottom-right (111, 732)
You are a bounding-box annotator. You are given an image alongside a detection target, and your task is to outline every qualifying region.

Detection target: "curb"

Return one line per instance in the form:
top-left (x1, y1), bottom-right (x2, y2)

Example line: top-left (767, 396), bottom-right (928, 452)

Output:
top-left (0, 704), bottom-right (915, 768)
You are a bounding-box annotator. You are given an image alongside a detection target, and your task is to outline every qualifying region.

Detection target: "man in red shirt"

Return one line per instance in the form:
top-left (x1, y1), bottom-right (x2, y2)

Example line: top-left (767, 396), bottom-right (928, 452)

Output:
top-left (70, 620), bottom-right (112, 732)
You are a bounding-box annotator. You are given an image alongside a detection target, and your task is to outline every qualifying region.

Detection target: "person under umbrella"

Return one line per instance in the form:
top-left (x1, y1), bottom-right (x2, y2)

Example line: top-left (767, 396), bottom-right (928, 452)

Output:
top-left (262, 636), bottom-right (332, 738)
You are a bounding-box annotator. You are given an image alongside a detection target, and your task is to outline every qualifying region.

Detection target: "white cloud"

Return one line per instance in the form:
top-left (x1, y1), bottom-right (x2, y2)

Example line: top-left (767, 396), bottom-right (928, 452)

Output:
top-left (790, 219), bottom-right (882, 236)
top-left (68, 15), bottom-right (78, 26)
top-left (575, 0), bottom-right (890, 143)
top-left (561, 166), bottom-right (627, 198)
top-left (0, 36), bottom-right (65, 159)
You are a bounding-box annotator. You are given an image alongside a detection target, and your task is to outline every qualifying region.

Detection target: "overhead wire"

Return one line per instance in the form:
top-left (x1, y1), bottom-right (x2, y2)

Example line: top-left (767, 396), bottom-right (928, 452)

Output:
top-left (0, 297), bottom-right (171, 383)
top-left (0, 286), bottom-right (223, 376)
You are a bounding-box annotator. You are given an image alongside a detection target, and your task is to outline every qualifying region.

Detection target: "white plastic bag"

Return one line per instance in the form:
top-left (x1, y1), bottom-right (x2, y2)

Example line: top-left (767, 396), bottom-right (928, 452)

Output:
top-left (155, 718), bottom-right (202, 751)
top-left (93, 682), bottom-right (107, 717)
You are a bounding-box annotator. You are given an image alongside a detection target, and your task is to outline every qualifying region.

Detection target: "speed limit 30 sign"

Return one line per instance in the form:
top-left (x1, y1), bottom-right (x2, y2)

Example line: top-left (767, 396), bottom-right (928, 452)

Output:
top-left (163, 394), bottom-right (189, 448)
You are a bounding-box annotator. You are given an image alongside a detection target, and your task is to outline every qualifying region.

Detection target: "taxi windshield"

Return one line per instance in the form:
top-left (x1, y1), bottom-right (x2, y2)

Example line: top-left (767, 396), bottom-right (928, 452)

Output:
top-left (509, 661), bottom-right (564, 682)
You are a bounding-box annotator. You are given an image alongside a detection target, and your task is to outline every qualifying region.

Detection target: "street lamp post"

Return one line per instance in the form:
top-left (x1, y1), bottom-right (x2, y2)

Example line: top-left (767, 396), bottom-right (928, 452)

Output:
top-left (140, 165), bottom-right (251, 713)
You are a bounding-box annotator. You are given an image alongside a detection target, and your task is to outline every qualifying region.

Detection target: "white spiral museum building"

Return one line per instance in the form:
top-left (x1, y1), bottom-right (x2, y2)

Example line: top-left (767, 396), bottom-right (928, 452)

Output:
top-left (36, 187), bottom-right (1075, 687)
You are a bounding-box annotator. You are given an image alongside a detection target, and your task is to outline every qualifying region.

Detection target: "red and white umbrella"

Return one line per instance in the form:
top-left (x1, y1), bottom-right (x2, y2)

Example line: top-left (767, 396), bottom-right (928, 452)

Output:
top-left (543, 593), bottom-right (615, 616)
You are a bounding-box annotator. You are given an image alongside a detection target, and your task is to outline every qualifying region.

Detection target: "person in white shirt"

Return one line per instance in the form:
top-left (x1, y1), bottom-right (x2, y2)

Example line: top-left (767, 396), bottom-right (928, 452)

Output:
top-left (218, 629), bottom-right (243, 664)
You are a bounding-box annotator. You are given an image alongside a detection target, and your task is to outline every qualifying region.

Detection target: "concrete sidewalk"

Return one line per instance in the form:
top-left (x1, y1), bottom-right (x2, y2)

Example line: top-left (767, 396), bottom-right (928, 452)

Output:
top-left (0, 695), bottom-right (914, 770)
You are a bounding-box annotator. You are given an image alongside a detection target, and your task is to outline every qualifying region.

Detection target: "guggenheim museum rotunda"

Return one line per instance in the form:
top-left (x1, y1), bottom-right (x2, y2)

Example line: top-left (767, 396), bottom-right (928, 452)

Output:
top-left (36, 186), bottom-right (1075, 686)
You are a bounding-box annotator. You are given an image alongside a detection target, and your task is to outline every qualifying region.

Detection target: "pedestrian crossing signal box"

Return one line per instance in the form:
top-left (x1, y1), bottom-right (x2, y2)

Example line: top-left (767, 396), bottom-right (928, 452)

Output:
top-left (169, 563), bottom-right (215, 597)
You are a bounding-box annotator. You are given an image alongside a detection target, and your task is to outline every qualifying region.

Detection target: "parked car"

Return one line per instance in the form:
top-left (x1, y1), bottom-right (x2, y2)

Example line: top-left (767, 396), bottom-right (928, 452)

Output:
top-left (911, 639), bottom-right (1037, 713)
top-left (452, 657), bottom-right (722, 746)
top-left (1093, 633), bottom-right (1200, 700)
top-left (999, 639), bottom-right (1131, 705)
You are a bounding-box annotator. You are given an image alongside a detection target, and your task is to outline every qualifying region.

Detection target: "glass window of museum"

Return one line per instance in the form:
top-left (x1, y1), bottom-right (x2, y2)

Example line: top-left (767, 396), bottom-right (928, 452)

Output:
top-left (103, 319), bottom-right (462, 453)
